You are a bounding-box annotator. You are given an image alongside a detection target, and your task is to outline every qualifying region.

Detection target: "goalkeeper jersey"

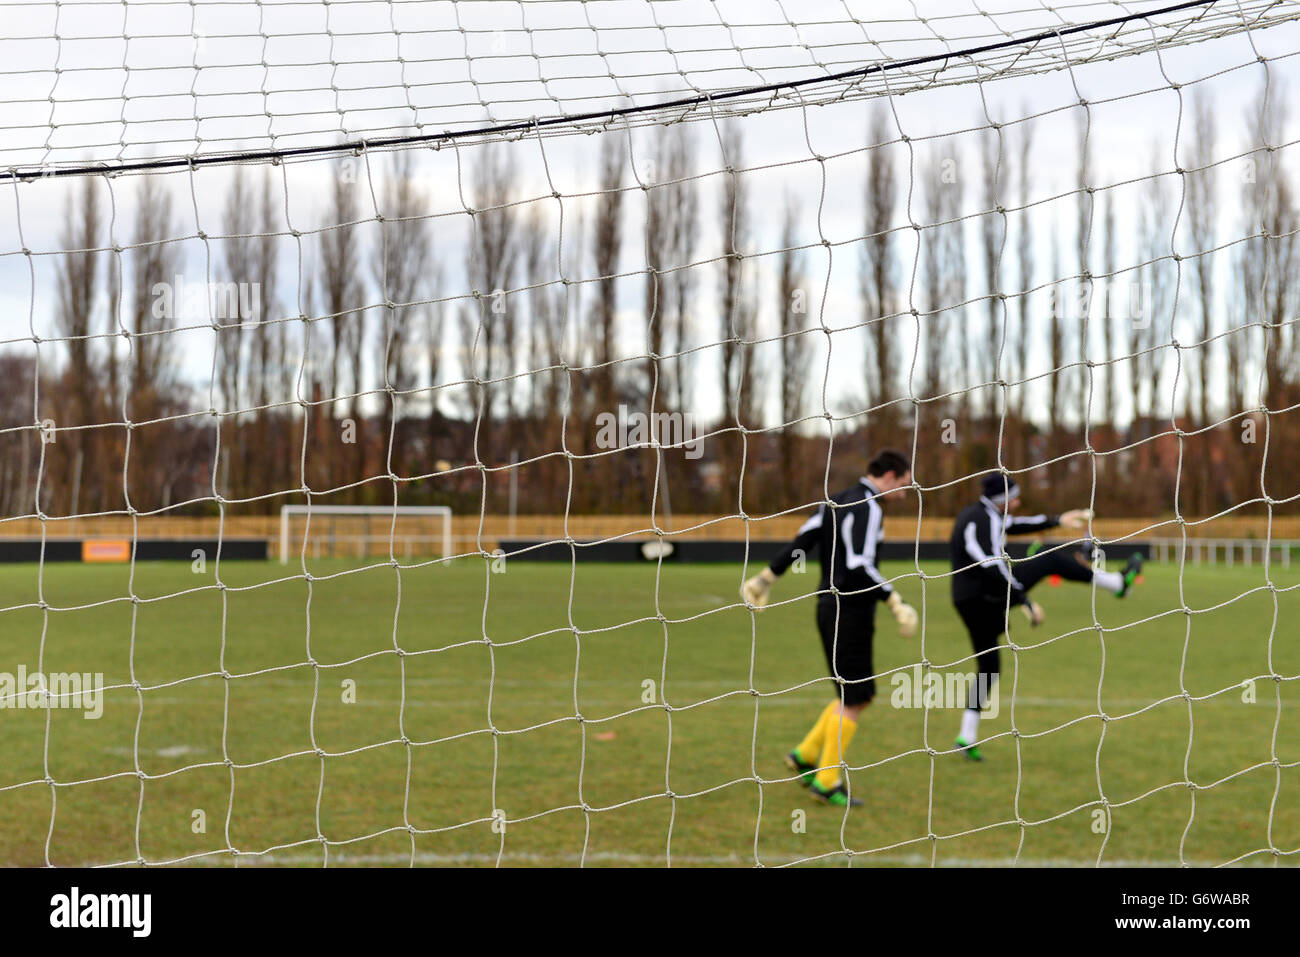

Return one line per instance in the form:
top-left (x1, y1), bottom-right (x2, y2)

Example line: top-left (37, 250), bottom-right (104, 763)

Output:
top-left (949, 497), bottom-right (1060, 606)
top-left (769, 478), bottom-right (894, 604)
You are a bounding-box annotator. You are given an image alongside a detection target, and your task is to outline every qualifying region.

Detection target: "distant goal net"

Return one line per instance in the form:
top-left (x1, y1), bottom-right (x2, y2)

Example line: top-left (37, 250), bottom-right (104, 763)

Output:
top-left (278, 506), bottom-right (453, 563)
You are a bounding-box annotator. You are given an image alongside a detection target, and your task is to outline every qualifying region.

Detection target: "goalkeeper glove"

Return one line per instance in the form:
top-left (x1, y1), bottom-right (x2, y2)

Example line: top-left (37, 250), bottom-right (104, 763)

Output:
top-left (1059, 508), bottom-right (1093, 530)
top-left (742, 568), bottom-right (777, 608)
top-left (1021, 600), bottom-right (1045, 627)
top-left (886, 591), bottom-right (919, 638)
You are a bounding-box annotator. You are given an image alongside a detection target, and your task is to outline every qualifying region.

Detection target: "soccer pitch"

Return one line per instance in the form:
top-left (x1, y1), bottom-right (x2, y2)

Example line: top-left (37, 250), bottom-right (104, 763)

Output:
top-left (0, 556), bottom-right (1296, 867)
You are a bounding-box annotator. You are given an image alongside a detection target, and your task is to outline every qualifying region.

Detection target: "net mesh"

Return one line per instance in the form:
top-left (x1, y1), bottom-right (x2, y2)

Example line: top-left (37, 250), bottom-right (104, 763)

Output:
top-left (0, 0), bottom-right (1298, 867)
top-left (3, 0), bottom-right (1296, 171)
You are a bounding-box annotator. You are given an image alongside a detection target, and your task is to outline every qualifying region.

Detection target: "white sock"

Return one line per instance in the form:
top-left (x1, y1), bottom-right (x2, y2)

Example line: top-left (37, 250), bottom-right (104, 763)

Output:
top-left (1094, 569), bottom-right (1123, 593)
top-left (959, 708), bottom-right (981, 744)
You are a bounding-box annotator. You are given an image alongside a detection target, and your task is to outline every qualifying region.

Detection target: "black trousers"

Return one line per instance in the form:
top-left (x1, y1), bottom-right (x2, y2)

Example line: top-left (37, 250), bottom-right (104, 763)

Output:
top-left (954, 597), bottom-right (1006, 710)
top-left (815, 597), bottom-right (877, 706)
top-left (954, 542), bottom-right (1096, 709)
top-left (1013, 541), bottom-right (1096, 591)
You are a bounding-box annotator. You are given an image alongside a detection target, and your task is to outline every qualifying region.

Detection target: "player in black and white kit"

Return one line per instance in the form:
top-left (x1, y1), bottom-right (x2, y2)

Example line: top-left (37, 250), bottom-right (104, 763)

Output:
top-left (950, 472), bottom-right (1144, 760)
top-left (742, 450), bottom-right (919, 808)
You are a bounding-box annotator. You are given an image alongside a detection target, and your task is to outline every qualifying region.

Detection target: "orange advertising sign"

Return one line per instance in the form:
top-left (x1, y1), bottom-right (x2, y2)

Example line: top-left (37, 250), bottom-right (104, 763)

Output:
top-left (82, 540), bottom-right (131, 563)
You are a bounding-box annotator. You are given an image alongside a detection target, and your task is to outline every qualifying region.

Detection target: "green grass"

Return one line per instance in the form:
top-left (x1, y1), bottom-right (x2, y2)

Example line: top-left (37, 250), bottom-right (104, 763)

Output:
top-left (0, 554), bottom-right (1297, 867)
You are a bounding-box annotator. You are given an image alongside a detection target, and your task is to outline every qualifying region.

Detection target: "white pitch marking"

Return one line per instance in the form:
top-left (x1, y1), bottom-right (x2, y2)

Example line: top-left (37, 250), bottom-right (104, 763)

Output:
top-left (105, 745), bottom-right (204, 758)
top-left (195, 849), bottom-right (1242, 868)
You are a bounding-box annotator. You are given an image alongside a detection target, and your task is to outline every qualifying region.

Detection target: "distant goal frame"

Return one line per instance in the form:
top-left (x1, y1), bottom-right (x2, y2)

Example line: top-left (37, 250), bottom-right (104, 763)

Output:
top-left (278, 505), bottom-right (453, 564)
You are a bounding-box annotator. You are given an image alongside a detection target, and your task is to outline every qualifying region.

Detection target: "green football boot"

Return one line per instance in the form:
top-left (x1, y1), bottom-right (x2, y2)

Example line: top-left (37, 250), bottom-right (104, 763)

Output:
top-left (956, 736), bottom-right (984, 762)
top-left (809, 779), bottom-right (863, 808)
top-left (784, 749), bottom-right (817, 787)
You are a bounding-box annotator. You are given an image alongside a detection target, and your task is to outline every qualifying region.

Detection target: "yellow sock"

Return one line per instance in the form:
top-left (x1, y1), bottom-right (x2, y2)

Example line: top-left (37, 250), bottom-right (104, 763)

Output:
top-left (815, 708), bottom-right (859, 791)
top-left (795, 701), bottom-right (839, 764)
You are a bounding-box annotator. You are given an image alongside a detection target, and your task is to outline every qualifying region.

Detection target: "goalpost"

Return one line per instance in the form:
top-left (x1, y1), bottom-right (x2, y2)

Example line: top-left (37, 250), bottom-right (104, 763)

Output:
top-left (2, 0), bottom-right (1297, 870)
top-left (278, 505), bottom-right (453, 564)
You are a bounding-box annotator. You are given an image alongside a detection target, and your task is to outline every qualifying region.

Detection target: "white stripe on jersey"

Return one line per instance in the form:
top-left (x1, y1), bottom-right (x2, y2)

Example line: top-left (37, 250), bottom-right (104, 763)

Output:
top-left (964, 513), bottom-right (1024, 589)
top-left (841, 503), bottom-right (890, 590)
top-left (797, 506), bottom-right (824, 535)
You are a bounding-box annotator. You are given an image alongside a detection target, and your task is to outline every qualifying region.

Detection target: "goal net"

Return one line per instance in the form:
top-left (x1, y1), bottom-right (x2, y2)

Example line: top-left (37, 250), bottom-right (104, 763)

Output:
top-left (1, 0), bottom-right (1298, 868)
top-left (279, 505), bottom-right (453, 562)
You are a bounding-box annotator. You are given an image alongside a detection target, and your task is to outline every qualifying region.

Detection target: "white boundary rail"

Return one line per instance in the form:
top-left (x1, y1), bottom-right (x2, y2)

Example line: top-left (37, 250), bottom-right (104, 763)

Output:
top-left (1146, 537), bottom-right (1295, 568)
top-left (279, 505), bottom-right (453, 564)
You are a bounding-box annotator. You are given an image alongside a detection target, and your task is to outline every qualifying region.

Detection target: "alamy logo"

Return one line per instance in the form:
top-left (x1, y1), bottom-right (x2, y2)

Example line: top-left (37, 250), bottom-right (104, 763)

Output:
top-left (151, 273), bottom-right (262, 321)
top-left (594, 404), bottom-right (702, 459)
top-left (0, 666), bottom-right (104, 719)
top-left (49, 887), bottom-right (151, 937)
top-left (889, 665), bottom-right (1000, 719)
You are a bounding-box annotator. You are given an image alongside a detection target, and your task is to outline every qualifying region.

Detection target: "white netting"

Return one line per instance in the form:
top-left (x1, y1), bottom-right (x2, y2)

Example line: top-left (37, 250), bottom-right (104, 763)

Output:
top-left (3, 0), bottom-right (1298, 172)
top-left (0, 0), bottom-right (1297, 867)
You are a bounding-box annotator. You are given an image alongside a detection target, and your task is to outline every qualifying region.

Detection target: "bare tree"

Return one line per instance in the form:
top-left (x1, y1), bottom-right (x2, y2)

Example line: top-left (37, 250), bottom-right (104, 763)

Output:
top-left (0, 353), bottom-right (39, 516)
top-left (1137, 154), bottom-right (1175, 429)
top-left (663, 124), bottom-right (698, 415)
top-left (372, 148), bottom-right (432, 489)
top-left (639, 123), bottom-right (700, 415)
top-left (1181, 88), bottom-right (1220, 513)
top-left (1013, 114), bottom-right (1035, 425)
top-left (978, 124), bottom-right (1005, 420)
top-left (447, 140), bottom-right (523, 515)
top-left (54, 175), bottom-right (102, 514)
top-left (717, 121), bottom-right (761, 430)
top-left (776, 196), bottom-right (811, 501)
top-left (298, 256), bottom-right (328, 493)
top-left (643, 131), bottom-right (668, 409)
top-left (861, 104), bottom-right (898, 434)
top-left (1075, 107), bottom-right (1095, 431)
top-left (521, 207), bottom-right (560, 413)
top-left (250, 170), bottom-right (281, 494)
top-left (1100, 190), bottom-right (1117, 433)
top-left (128, 177), bottom-right (180, 408)
top-left (589, 136), bottom-right (626, 420)
top-left (1185, 87), bottom-right (1218, 436)
top-left (716, 121), bottom-right (746, 422)
top-left (921, 147), bottom-right (958, 428)
top-left (124, 174), bottom-right (182, 511)
top-left (1229, 238), bottom-right (1251, 421)
top-left (218, 168), bottom-right (252, 495)
top-left (218, 169), bottom-right (282, 498)
top-left (518, 205), bottom-right (577, 510)
top-left (318, 160), bottom-right (363, 490)
top-left (422, 272), bottom-right (446, 466)
top-left (1241, 81), bottom-right (1299, 415)
top-left (104, 221), bottom-right (123, 435)
top-left (1233, 79), bottom-right (1298, 517)
top-left (1125, 155), bottom-right (1179, 514)
top-left (941, 148), bottom-right (969, 423)
top-left (216, 169), bottom-right (283, 498)
top-left (1048, 234), bottom-right (1066, 450)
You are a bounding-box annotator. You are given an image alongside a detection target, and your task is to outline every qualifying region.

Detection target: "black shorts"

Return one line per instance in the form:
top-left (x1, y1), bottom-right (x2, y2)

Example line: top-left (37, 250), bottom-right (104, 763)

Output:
top-left (816, 597), bottom-right (877, 706)
top-left (954, 596), bottom-right (1007, 673)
